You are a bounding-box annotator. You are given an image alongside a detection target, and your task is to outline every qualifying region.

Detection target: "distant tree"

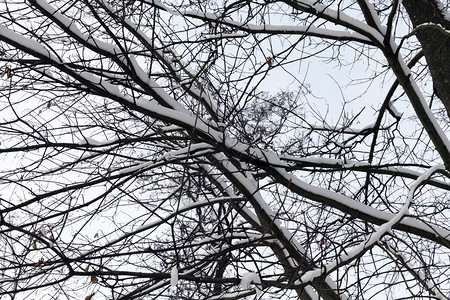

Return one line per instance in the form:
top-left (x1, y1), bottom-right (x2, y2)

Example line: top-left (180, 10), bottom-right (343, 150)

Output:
top-left (0, 1), bottom-right (449, 299)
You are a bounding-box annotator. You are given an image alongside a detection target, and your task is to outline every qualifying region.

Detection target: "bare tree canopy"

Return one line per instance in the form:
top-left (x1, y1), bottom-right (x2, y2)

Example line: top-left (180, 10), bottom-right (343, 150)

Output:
top-left (0, 0), bottom-right (449, 299)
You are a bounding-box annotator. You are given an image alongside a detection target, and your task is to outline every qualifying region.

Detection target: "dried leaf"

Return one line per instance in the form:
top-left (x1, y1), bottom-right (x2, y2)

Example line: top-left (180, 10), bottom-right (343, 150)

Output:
top-left (94, 233), bottom-right (99, 238)
top-left (0, 68), bottom-right (6, 78)
top-left (32, 241), bottom-right (37, 249)
top-left (7, 68), bottom-right (11, 78)
top-left (84, 263), bottom-right (90, 272)
top-left (35, 259), bottom-right (45, 267)
top-left (85, 294), bottom-right (95, 300)
top-left (91, 274), bottom-right (98, 283)
top-left (46, 101), bottom-right (51, 108)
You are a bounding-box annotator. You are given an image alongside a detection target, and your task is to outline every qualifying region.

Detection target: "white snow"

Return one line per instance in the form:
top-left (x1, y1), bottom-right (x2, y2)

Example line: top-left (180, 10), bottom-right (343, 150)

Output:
top-left (215, 22), bottom-right (370, 43)
top-left (240, 272), bottom-right (262, 298)
top-left (32, 0), bottom-right (203, 117)
top-left (170, 266), bottom-right (178, 287)
top-left (33, 0), bottom-right (115, 53)
top-left (216, 153), bottom-right (348, 298)
top-left (4, 27), bottom-right (444, 252)
top-left (180, 6), bottom-right (381, 43)
top-left (79, 136), bottom-right (106, 146)
top-left (385, 242), bottom-right (448, 300)
top-left (239, 272), bottom-right (260, 288)
top-left (387, 33), bottom-right (450, 155)
top-left (296, 165), bottom-right (446, 285)
top-left (434, 1), bottom-right (450, 23)
top-left (273, 166), bottom-right (450, 246)
top-left (162, 142), bottom-right (213, 159)
top-left (388, 101), bottom-right (403, 118)
top-left (360, 0), bottom-right (386, 34)
top-left (203, 33), bottom-right (248, 39)
top-left (0, 24), bottom-right (60, 62)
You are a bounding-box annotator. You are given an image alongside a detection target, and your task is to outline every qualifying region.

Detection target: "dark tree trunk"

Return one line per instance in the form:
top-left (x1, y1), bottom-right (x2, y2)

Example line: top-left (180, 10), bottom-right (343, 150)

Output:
top-left (402, 0), bottom-right (450, 118)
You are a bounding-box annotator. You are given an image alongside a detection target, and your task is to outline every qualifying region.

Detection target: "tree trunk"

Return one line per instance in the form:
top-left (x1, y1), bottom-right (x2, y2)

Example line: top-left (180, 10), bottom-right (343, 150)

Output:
top-left (402, 0), bottom-right (450, 118)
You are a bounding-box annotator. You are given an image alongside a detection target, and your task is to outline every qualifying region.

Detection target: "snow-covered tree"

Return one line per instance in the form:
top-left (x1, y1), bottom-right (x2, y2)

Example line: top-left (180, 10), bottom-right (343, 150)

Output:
top-left (0, 0), bottom-right (449, 299)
